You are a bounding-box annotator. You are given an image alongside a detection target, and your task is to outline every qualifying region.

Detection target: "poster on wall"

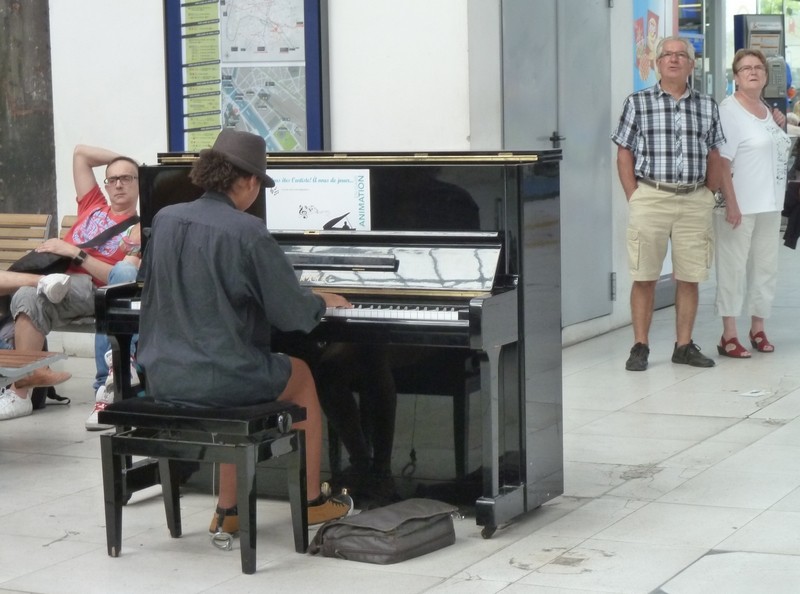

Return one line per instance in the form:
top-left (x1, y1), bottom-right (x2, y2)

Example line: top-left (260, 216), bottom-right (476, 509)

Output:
top-left (633, 0), bottom-right (668, 91)
top-left (166, 0), bottom-right (324, 152)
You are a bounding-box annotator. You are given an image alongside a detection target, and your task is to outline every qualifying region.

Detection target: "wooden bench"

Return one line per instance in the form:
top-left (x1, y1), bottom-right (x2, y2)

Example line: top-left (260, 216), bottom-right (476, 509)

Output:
top-left (0, 214), bottom-right (53, 271)
top-left (0, 350), bottom-right (67, 384)
top-left (60, 215), bottom-right (77, 239)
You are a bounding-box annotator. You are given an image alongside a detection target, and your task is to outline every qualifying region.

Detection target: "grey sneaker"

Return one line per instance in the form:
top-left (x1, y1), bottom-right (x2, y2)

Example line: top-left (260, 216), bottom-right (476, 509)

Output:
top-left (625, 342), bottom-right (649, 371)
top-left (672, 341), bottom-right (715, 368)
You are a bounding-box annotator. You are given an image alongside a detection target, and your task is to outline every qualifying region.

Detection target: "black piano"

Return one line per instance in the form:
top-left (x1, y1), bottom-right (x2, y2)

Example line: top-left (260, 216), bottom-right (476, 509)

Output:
top-left (96, 151), bottom-right (563, 538)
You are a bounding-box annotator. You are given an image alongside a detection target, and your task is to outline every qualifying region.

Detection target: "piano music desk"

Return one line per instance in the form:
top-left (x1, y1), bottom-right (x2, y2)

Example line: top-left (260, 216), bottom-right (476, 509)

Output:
top-left (0, 350), bottom-right (67, 385)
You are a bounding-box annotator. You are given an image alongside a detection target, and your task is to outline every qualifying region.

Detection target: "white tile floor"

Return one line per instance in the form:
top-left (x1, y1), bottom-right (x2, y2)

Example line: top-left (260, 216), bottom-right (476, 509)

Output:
top-left (3, 242), bottom-right (800, 593)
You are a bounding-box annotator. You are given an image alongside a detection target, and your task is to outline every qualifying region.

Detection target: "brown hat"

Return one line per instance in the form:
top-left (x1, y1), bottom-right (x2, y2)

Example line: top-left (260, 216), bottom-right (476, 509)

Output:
top-left (211, 129), bottom-right (275, 188)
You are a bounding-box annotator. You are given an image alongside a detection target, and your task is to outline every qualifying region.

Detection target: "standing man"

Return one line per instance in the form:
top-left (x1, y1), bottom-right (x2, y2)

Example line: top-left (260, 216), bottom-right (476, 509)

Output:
top-left (611, 36), bottom-right (725, 371)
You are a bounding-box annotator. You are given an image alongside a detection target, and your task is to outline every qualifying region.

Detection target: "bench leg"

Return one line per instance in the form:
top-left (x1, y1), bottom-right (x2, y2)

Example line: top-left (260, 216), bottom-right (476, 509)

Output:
top-left (236, 446), bottom-right (258, 575)
top-left (159, 459), bottom-right (182, 537)
top-left (100, 434), bottom-right (123, 557)
top-left (288, 430), bottom-right (309, 553)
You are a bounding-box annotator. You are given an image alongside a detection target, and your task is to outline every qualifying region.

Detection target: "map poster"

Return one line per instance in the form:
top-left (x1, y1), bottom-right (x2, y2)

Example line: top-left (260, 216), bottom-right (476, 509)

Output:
top-left (265, 169), bottom-right (371, 231)
top-left (171, 0), bottom-right (314, 152)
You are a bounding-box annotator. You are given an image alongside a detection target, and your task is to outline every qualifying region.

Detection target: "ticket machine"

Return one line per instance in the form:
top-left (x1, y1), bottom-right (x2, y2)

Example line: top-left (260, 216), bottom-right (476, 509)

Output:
top-left (734, 14), bottom-right (787, 117)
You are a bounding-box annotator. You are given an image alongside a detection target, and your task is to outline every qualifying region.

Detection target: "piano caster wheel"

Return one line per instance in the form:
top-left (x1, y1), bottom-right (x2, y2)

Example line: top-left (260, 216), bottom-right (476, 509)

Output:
top-left (481, 526), bottom-right (496, 539)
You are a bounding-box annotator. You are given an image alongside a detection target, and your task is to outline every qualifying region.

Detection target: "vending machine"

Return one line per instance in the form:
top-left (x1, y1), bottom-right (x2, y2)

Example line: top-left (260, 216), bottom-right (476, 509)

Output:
top-left (734, 14), bottom-right (787, 117)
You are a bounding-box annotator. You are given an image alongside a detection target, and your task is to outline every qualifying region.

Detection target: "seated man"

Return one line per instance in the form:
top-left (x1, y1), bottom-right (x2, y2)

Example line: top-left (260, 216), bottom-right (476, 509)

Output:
top-left (0, 145), bottom-right (141, 421)
top-left (137, 129), bottom-right (354, 530)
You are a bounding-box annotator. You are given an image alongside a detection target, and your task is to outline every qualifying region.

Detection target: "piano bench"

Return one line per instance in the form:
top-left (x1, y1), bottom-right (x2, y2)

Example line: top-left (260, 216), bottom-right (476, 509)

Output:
top-left (97, 397), bottom-right (309, 575)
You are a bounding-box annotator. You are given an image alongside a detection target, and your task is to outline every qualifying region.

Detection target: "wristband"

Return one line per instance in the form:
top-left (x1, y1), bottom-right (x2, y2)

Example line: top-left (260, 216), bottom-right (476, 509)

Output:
top-left (73, 249), bottom-right (88, 266)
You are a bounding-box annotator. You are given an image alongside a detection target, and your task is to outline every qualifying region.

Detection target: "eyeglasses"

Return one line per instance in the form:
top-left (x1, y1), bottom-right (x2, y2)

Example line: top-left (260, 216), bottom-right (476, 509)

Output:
top-left (659, 51), bottom-right (691, 61)
top-left (104, 175), bottom-right (138, 186)
top-left (737, 64), bottom-right (766, 74)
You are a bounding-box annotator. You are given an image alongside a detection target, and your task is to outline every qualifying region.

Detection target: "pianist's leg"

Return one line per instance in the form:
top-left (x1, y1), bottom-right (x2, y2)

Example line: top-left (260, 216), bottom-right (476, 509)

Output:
top-left (212, 357), bottom-right (352, 529)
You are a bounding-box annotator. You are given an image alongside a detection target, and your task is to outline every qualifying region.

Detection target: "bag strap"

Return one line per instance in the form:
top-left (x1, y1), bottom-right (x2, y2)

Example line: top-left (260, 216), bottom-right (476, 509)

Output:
top-left (77, 215), bottom-right (140, 249)
top-left (46, 386), bottom-right (70, 405)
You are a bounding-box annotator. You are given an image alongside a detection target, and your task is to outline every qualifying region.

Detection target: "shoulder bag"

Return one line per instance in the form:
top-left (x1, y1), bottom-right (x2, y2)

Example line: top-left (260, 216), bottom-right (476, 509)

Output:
top-left (308, 498), bottom-right (458, 564)
top-left (9, 215), bottom-right (139, 275)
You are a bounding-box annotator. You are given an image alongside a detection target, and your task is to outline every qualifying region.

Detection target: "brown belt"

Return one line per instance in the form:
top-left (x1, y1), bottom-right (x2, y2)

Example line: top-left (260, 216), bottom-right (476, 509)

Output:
top-left (638, 178), bottom-right (705, 195)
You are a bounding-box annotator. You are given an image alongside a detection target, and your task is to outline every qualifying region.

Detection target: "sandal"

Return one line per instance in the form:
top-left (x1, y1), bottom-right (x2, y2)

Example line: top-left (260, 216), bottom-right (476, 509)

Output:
top-left (717, 336), bottom-right (751, 358)
top-left (749, 330), bottom-right (775, 353)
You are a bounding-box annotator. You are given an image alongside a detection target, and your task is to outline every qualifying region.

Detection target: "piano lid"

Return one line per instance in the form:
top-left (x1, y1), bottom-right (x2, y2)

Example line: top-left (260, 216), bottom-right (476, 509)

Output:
top-left (274, 230), bottom-right (504, 298)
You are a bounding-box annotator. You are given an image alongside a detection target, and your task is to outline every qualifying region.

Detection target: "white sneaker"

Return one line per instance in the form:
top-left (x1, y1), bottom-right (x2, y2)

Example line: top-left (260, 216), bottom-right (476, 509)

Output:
top-left (37, 273), bottom-right (72, 304)
top-left (0, 387), bottom-right (33, 420)
top-left (85, 385), bottom-right (113, 431)
top-left (102, 349), bottom-right (138, 387)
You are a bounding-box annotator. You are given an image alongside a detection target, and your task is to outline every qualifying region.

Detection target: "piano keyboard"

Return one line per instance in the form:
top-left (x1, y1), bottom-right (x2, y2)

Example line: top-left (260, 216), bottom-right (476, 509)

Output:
top-left (121, 300), bottom-right (461, 322)
top-left (326, 304), bottom-right (463, 321)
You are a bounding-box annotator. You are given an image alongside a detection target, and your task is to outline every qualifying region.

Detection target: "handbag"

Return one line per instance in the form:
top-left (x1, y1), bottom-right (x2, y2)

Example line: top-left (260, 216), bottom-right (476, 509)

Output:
top-left (9, 215), bottom-right (139, 275)
top-left (308, 498), bottom-right (458, 564)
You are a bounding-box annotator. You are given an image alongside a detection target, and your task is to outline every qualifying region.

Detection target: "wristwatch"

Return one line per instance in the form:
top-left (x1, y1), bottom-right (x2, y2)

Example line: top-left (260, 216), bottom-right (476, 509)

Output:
top-left (73, 249), bottom-right (88, 266)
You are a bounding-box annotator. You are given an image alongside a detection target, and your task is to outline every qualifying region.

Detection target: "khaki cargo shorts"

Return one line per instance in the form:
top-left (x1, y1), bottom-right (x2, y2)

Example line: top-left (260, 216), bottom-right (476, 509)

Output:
top-left (626, 184), bottom-right (715, 282)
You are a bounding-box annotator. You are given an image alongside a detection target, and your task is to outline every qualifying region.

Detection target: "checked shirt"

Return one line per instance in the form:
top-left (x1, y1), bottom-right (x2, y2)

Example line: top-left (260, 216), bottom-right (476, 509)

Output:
top-left (612, 83), bottom-right (725, 185)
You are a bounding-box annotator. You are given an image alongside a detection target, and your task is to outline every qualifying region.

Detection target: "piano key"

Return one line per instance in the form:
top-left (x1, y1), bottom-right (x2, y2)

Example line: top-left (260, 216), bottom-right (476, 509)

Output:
top-left (325, 305), bottom-right (461, 321)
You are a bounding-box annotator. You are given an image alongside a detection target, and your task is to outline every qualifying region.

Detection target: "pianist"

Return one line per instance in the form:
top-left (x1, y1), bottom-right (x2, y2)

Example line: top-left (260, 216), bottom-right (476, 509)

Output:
top-left (136, 129), bottom-right (354, 531)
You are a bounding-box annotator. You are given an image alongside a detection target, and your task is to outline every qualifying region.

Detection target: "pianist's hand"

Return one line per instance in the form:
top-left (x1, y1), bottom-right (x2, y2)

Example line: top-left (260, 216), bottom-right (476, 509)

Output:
top-left (316, 292), bottom-right (352, 309)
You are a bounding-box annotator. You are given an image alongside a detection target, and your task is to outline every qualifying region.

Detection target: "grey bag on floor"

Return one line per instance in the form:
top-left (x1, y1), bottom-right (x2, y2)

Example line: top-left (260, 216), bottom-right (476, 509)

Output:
top-left (309, 498), bottom-right (458, 564)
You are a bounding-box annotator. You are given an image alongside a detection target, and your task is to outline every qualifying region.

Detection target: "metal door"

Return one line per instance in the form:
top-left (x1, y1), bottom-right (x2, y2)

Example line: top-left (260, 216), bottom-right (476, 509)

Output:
top-left (502, 0), bottom-right (612, 327)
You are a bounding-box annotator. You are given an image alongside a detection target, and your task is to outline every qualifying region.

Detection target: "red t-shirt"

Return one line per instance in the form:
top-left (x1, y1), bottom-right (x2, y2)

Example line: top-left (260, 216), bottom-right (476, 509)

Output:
top-left (62, 185), bottom-right (138, 285)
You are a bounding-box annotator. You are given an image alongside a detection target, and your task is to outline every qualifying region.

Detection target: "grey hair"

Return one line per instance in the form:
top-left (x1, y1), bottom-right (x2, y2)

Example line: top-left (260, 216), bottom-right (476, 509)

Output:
top-left (655, 36), bottom-right (695, 61)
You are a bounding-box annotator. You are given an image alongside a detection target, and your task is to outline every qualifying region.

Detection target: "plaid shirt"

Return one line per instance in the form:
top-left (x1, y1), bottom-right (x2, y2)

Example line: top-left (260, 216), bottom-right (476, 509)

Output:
top-left (611, 83), bottom-right (725, 184)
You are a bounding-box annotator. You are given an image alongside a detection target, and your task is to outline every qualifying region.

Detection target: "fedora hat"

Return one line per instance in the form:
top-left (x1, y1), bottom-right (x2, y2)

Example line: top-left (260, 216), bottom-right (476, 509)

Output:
top-left (211, 129), bottom-right (275, 188)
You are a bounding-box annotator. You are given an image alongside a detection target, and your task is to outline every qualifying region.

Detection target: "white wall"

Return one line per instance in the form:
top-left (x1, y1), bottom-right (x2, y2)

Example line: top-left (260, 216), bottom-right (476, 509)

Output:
top-left (326, 0), bottom-right (471, 151)
top-left (48, 0), bottom-right (167, 355)
top-left (48, 0), bottom-right (168, 221)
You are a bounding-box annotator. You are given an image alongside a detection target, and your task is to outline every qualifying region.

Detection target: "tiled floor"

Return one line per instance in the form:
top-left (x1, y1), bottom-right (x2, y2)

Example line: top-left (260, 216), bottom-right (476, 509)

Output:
top-left (3, 243), bottom-right (800, 593)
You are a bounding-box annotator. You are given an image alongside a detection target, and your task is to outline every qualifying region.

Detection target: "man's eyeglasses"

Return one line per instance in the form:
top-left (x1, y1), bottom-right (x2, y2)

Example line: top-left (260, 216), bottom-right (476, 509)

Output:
top-left (104, 175), bottom-right (138, 186)
top-left (737, 64), bottom-right (766, 74)
top-left (659, 51), bottom-right (690, 61)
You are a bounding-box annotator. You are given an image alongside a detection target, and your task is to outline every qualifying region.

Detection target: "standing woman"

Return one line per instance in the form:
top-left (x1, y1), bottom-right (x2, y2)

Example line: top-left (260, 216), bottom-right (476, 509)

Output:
top-left (715, 48), bottom-right (791, 358)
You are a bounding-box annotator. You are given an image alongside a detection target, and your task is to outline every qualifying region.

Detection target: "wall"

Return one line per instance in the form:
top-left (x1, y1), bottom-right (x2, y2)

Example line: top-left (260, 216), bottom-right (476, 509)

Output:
top-left (48, 0), bottom-right (167, 356)
top-left (46, 0), bottom-right (638, 349)
top-left (49, 0), bottom-right (168, 221)
top-left (326, 0), bottom-right (471, 151)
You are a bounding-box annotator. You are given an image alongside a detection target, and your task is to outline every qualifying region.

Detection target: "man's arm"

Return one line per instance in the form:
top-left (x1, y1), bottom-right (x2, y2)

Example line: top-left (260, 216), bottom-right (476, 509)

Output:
top-left (616, 146), bottom-right (638, 201)
top-left (705, 147), bottom-right (723, 192)
top-left (73, 144), bottom-right (122, 201)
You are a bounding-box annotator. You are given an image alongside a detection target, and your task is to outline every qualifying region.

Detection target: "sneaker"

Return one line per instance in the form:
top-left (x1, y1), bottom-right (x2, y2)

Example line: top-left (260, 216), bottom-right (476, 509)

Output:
top-left (672, 341), bottom-right (715, 368)
top-left (625, 342), bottom-right (650, 371)
top-left (308, 489), bottom-right (354, 526)
top-left (103, 349), bottom-right (138, 387)
top-left (209, 505), bottom-right (239, 535)
top-left (0, 387), bottom-right (33, 420)
top-left (36, 273), bottom-right (71, 304)
top-left (85, 385), bottom-right (114, 431)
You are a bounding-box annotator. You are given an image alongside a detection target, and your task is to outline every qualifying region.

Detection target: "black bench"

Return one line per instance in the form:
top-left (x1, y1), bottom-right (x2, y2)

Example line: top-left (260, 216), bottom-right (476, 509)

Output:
top-left (98, 397), bottom-right (309, 575)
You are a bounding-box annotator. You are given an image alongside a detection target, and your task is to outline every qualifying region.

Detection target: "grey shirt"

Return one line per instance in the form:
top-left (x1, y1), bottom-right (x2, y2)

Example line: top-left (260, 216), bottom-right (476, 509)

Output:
top-left (137, 191), bottom-right (325, 407)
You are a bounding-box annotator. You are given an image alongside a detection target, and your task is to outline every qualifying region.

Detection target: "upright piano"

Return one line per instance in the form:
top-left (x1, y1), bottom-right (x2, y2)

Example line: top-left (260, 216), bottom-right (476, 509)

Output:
top-left (96, 151), bottom-right (563, 538)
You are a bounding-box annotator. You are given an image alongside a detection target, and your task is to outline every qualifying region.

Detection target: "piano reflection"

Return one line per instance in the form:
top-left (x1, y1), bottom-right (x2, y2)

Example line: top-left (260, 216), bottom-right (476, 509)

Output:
top-left (96, 150), bottom-right (563, 538)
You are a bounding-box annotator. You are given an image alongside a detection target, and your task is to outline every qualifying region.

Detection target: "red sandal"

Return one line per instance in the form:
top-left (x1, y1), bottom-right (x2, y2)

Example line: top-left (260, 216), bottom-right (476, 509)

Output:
top-left (749, 330), bottom-right (774, 353)
top-left (717, 336), bottom-right (751, 358)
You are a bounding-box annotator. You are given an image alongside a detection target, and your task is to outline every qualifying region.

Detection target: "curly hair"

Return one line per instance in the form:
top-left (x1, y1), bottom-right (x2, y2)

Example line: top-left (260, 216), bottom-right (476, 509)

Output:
top-left (189, 150), bottom-right (250, 192)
